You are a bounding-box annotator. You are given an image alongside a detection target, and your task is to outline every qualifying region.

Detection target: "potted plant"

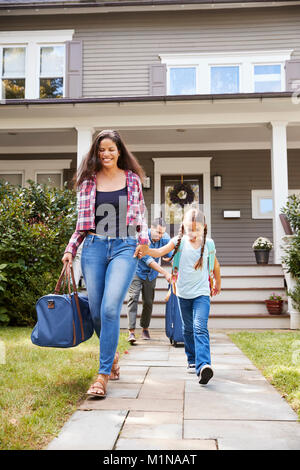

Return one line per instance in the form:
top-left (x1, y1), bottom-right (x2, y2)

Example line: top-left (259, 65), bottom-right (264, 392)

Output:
top-left (265, 292), bottom-right (283, 315)
top-left (252, 237), bottom-right (273, 264)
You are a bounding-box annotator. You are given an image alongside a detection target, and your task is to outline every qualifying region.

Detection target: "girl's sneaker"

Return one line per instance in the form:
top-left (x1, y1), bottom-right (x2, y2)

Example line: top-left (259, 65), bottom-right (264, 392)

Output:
top-left (187, 364), bottom-right (196, 374)
top-left (199, 365), bottom-right (214, 384)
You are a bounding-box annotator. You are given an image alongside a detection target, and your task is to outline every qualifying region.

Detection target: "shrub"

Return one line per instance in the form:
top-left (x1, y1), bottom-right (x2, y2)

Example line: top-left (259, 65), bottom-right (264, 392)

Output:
top-left (289, 282), bottom-right (300, 312)
top-left (281, 194), bottom-right (300, 233)
top-left (281, 194), bottom-right (300, 311)
top-left (0, 180), bottom-right (77, 326)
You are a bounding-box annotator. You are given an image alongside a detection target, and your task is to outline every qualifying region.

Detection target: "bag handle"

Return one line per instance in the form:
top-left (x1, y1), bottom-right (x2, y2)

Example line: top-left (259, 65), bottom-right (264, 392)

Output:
top-left (53, 262), bottom-right (85, 341)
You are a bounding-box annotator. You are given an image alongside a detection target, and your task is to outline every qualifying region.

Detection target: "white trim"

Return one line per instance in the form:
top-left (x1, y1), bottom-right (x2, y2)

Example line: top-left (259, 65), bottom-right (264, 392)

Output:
top-left (0, 159), bottom-right (72, 186)
top-left (252, 189), bottom-right (300, 219)
top-left (160, 50), bottom-right (293, 95)
top-left (0, 31), bottom-right (74, 44)
top-left (152, 157), bottom-right (212, 237)
top-left (0, 31), bottom-right (73, 99)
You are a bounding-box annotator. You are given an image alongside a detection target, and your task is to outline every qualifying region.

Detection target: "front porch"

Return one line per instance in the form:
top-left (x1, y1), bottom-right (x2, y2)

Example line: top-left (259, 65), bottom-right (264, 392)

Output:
top-left (0, 94), bottom-right (299, 327)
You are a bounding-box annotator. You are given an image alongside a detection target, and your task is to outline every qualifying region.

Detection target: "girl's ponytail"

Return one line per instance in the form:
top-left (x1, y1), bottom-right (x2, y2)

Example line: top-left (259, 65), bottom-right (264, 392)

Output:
top-left (169, 223), bottom-right (184, 262)
top-left (194, 224), bottom-right (207, 270)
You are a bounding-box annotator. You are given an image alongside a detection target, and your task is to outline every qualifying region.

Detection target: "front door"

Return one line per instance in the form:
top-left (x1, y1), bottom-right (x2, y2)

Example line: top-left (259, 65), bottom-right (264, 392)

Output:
top-left (161, 175), bottom-right (204, 238)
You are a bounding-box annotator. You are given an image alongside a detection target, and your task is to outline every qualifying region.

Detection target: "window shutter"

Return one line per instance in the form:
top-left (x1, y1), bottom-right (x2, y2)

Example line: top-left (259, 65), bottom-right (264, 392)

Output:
top-left (65, 40), bottom-right (83, 99)
top-left (285, 60), bottom-right (300, 92)
top-left (149, 64), bottom-right (167, 95)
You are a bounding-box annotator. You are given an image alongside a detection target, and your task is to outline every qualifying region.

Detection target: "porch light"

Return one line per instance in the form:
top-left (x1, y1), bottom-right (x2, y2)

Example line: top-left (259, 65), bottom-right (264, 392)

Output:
top-left (143, 176), bottom-right (151, 189)
top-left (213, 174), bottom-right (222, 189)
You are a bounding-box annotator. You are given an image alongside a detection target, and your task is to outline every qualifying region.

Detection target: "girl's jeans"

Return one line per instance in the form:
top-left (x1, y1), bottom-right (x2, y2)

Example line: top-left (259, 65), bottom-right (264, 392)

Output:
top-left (81, 234), bottom-right (138, 375)
top-left (178, 295), bottom-right (211, 376)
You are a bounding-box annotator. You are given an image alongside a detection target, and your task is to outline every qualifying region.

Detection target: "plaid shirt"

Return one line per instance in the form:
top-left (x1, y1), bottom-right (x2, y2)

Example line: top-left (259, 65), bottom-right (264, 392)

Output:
top-left (65, 169), bottom-right (149, 257)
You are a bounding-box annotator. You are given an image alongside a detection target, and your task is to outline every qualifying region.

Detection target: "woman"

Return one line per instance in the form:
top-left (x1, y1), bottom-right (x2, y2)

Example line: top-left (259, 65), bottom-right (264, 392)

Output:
top-left (62, 129), bottom-right (149, 398)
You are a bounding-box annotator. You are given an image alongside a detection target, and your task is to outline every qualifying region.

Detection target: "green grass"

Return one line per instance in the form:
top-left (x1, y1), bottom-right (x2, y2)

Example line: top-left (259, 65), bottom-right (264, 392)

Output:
top-left (228, 330), bottom-right (300, 420)
top-left (0, 327), bottom-right (130, 450)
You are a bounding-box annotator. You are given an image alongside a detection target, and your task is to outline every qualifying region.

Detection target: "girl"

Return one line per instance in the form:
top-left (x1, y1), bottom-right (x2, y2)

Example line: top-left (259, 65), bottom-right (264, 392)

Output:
top-left (138, 207), bottom-right (221, 385)
top-left (62, 129), bottom-right (149, 398)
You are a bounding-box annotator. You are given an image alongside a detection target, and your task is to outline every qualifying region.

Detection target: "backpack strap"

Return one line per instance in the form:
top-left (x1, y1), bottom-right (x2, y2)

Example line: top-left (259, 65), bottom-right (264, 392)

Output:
top-left (165, 237), bottom-right (185, 299)
top-left (206, 238), bottom-right (215, 275)
top-left (206, 238), bottom-right (216, 296)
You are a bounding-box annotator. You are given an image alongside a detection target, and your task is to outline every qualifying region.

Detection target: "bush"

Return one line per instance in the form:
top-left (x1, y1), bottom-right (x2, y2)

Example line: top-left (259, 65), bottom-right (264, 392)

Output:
top-left (281, 194), bottom-right (300, 233)
top-left (0, 180), bottom-right (77, 326)
top-left (289, 282), bottom-right (300, 312)
top-left (281, 194), bottom-right (300, 311)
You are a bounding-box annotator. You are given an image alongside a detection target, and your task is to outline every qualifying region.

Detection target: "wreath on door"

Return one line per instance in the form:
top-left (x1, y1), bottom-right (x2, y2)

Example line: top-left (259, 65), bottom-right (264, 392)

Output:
top-left (169, 180), bottom-right (195, 208)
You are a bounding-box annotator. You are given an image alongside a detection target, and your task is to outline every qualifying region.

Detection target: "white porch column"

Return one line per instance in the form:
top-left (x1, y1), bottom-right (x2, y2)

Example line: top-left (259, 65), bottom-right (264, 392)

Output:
top-left (76, 126), bottom-right (95, 170)
top-left (270, 121), bottom-right (289, 264)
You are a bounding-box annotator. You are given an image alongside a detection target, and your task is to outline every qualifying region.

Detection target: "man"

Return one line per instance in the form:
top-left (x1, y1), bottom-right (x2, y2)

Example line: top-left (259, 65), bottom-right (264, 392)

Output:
top-left (127, 218), bottom-right (173, 343)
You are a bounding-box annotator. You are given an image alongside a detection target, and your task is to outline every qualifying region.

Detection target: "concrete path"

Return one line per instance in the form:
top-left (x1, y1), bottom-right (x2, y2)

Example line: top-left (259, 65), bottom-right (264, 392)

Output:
top-left (47, 330), bottom-right (300, 451)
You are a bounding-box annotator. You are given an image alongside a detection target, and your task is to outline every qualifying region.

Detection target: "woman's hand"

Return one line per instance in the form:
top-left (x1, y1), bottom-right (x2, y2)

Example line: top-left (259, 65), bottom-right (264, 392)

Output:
top-left (163, 271), bottom-right (172, 284)
top-left (212, 280), bottom-right (221, 296)
top-left (61, 252), bottom-right (73, 274)
top-left (133, 244), bottom-right (149, 259)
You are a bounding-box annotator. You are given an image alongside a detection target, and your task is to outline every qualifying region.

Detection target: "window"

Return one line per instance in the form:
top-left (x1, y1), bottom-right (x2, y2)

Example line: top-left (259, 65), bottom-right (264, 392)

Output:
top-left (39, 46), bottom-right (64, 98)
top-left (0, 172), bottom-right (23, 186)
top-left (169, 67), bottom-right (197, 95)
top-left (36, 172), bottom-right (63, 189)
top-left (252, 190), bottom-right (300, 219)
top-left (254, 64), bottom-right (281, 92)
top-left (1, 47), bottom-right (25, 99)
top-left (210, 65), bottom-right (239, 94)
top-left (161, 50), bottom-right (292, 95)
top-left (0, 30), bottom-right (73, 99)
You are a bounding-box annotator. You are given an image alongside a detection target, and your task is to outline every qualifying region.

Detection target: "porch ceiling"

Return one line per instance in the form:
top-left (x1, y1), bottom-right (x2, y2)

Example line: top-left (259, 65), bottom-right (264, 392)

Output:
top-left (1, 124), bottom-right (300, 154)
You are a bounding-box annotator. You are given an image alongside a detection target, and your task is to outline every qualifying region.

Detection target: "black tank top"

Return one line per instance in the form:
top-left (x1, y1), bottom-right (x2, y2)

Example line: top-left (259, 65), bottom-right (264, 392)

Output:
top-left (89, 186), bottom-right (128, 237)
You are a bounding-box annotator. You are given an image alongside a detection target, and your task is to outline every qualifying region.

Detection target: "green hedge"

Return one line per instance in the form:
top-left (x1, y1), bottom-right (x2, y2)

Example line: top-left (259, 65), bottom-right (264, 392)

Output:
top-left (281, 194), bottom-right (300, 311)
top-left (0, 180), bottom-right (76, 326)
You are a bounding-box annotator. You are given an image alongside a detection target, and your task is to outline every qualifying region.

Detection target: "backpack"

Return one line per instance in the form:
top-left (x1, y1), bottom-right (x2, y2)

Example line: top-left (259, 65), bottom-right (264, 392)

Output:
top-left (165, 237), bottom-right (216, 300)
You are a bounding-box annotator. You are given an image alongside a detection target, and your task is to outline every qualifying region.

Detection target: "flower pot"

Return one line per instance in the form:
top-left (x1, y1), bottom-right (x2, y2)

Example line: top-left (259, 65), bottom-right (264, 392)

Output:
top-left (265, 300), bottom-right (283, 315)
top-left (254, 249), bottom-right (270, 264)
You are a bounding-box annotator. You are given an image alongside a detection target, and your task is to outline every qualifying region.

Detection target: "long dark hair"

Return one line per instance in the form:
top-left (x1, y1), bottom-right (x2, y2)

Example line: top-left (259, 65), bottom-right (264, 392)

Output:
top-left (72, 129), bottom-right (145, 189)
top-left (169, 207), bottom-right (207, 270)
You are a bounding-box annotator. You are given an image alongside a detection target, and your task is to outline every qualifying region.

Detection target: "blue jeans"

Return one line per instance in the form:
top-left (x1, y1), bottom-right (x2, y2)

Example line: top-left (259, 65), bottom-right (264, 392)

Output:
top-left (178, 295), bottom-right (211, 376)
top-left (81, 234), bottom-right (138, 375)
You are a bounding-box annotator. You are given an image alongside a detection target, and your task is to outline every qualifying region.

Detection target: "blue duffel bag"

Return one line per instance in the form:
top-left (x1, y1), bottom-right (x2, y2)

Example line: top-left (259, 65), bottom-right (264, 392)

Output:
top-left (31, 263), bottom-right (94, 348)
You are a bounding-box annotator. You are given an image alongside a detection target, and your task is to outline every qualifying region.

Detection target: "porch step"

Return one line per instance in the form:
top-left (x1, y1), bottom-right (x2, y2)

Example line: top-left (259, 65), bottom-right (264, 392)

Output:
top-left (119, 314), bottom-right (290, 330)
top-left (121, 300), bottom-right (288, 316)
top-left (155, 275), bottom-right (285, 289)
top-left (121, 263), bottom-right (289, 329)
top-left (124, 287), bottom-right (286, 302)
top-left (80, 263), bottom-right (289, 329)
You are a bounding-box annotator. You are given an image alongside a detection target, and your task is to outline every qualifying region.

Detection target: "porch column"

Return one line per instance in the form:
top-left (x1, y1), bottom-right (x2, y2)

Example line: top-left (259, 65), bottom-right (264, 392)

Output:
top-left (270, 121), bottom-right (289, 264)
top-left (76, 126), bottom-right (95, 170)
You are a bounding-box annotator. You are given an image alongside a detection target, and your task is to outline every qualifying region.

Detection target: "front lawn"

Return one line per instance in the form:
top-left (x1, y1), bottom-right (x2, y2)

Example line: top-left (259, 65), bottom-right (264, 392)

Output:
top-left (228, 330), bottom-right (300, 420)
top-left (0, 327), bottom-right (130, 450)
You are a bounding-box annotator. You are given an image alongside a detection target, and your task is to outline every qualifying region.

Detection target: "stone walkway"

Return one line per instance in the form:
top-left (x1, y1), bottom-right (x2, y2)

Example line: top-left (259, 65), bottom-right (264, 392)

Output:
top-left (47, 330), bottom-right (300, 451)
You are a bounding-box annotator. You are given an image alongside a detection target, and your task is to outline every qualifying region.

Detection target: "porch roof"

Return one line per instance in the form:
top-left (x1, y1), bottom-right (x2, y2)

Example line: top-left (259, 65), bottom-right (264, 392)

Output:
top-left (1, 0), bottom-right (299, 11)
top-left (1, 91), bottom-right (296, 106)
top-left (1, 91), bottom-right (300, 133)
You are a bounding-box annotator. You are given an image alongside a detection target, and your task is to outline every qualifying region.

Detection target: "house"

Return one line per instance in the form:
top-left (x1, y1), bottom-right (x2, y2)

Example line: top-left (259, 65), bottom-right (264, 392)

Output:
top-left (0, 0), bottom-right (299, 328)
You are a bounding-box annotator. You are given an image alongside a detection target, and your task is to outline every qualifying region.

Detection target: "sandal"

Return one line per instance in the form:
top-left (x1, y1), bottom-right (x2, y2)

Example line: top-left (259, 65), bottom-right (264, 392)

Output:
top-left (86, 375), bottom-right (108, 398)
top-left (109, 351), bottom-right (120, 381)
